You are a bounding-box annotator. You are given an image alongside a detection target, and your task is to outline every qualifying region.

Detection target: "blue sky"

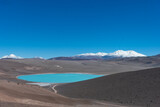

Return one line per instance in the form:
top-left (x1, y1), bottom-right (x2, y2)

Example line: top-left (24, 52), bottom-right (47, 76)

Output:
top-left (0, 0), bottom-right (160, 58)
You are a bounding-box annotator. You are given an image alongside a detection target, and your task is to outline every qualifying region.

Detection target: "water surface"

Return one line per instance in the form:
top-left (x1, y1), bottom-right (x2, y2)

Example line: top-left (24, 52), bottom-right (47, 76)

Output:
top-left (18, 73), bottom-right (104, 83)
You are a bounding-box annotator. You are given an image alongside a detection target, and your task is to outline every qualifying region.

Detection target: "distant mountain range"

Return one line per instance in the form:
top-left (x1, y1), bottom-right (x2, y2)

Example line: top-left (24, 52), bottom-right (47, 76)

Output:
top-left (51, 50), bottom-right (147, 60)
top-left (77, 50), bottom-right (146, 57)
top-left (1, 54), bottom-right (44, 59)
top-left (1, 50), bottom-right (157, 60)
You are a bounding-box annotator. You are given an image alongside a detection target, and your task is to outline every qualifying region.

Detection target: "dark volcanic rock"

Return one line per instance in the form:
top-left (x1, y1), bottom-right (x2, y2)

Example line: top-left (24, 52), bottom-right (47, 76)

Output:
top-left (56, 67), bottom-right (160, 107)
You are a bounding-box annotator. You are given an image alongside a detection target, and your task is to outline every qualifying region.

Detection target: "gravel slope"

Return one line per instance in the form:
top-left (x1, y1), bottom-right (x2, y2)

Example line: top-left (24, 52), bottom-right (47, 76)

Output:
top-left (56, 67), bottom-right (160, 107)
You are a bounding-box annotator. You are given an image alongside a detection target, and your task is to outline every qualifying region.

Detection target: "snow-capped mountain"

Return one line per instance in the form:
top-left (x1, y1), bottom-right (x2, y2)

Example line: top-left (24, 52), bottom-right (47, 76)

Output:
top-left (75, 50), bottom-right (146, 59)
top-left (1, 54), bottom-right (23, 59)
top-left (77, 52), bottom-right (108, 56)
top-left (107, 50), bottom-right (146, 57)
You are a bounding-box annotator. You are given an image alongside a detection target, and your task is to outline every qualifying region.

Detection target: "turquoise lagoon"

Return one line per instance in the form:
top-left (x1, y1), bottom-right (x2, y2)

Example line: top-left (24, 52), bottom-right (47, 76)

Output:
top-left (17, 73), bottom-right (104, 83)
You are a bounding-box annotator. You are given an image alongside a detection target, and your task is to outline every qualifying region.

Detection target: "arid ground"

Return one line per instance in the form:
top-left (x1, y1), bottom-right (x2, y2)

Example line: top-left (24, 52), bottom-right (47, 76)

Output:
top-left (0, 56), bottom-right (160, 107)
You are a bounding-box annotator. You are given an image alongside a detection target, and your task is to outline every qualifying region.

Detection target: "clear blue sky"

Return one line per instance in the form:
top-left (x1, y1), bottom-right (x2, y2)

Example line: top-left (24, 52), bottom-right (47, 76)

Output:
top-left (0, 0), bottom-right (160, 58)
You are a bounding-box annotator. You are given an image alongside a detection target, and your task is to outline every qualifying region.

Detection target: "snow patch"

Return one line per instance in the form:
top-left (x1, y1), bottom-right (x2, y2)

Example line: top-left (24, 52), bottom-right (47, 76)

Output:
top-left (34, 56), bottom-right (45, 59)
top-left (77, 52), bottom-right (108, 56)
top-left (55, 65), bottom-right (63, 68)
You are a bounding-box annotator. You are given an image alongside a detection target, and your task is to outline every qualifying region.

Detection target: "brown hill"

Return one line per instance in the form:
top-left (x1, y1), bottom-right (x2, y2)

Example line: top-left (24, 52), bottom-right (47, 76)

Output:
top-left (0, 80), bottom-right (103, 107)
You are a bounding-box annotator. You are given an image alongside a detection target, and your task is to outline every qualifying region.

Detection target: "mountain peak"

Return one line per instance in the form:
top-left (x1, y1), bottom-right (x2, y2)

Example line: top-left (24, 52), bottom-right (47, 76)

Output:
top-left (76, 50), bottom-right (146, 58)
top-left (108, 50), bottom-right (146, 57)
top-left (1, 54), bottom-right (23, 59)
